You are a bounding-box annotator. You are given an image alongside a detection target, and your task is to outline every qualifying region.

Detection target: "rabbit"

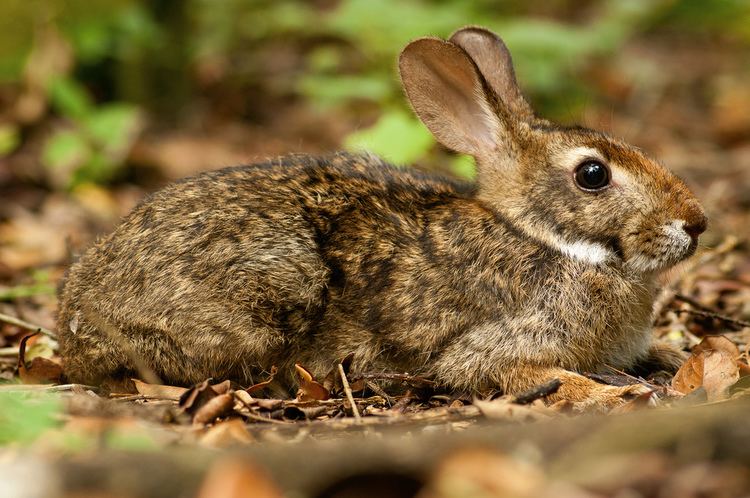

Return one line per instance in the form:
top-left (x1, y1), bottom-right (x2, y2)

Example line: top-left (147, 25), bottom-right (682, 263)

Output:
top-left (57, 26), bottom-right (706, 406)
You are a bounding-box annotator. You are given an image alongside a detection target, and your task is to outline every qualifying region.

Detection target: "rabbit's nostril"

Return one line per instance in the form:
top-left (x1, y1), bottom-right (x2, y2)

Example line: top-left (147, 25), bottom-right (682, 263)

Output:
top-left (683, 214), bottom-right (707, 242)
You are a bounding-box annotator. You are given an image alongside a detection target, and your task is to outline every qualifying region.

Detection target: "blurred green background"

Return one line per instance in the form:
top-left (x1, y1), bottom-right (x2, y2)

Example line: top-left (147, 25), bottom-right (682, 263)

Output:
top-left (0, 0), bottom-right (749, 189)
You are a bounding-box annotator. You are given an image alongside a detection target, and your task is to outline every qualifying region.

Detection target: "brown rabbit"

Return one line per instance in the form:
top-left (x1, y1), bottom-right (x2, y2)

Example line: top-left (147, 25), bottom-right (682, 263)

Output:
top-left (57, 27), bottom-right (706, 406)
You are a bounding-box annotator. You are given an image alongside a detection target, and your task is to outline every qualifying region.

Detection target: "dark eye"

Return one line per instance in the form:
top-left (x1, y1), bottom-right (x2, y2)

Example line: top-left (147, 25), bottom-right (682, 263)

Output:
top-left (574, 161), bottom-right (610, 191)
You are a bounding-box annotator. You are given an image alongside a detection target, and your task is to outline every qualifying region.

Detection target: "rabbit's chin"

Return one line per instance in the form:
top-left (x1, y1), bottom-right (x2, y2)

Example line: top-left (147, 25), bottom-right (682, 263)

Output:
top-left (622, 219), bottom-right (698, 274)
top-left (625, 240), bottom-right (697, 274)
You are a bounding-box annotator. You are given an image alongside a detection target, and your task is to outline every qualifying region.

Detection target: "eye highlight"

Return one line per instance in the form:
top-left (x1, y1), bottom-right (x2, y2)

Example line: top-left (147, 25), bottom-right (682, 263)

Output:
top-left (574, 161), bottom-right (610, 191)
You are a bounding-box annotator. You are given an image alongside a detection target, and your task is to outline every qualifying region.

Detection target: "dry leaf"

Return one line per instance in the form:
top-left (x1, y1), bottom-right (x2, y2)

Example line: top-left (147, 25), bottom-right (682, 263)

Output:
top-left (193, 393), bottom-right (235, 426)
top-left (132, 379), bottom-right (188, 401)
top-left (195, 457), bottom-right (284, 498)
top-left (200, 419), bottom-right (254, 448)
top-left (423, 449), bottom-right (543, 498)
top-left (245, 366), bottom-right (277, 395)
top-left (255, 398), bottom-right (283, 411)
top-left (17, 333), bottom-right (63, 384)
top-left (473, 397), bottom-right (551, 422)
top-left (702, 351), bottom-right (740, 401)
top-left (693, 335), bottom-right (740, 357)
top-left (294, 363), bottom-right (330, 401)
top-left (672, 335), bottom-right (740, 401)
top-left (212, 380), bottom-right (232, 395)
top-left (609, 390), bottom-right (657, 415)
top-left (179, 379), bottom-right (215, 412)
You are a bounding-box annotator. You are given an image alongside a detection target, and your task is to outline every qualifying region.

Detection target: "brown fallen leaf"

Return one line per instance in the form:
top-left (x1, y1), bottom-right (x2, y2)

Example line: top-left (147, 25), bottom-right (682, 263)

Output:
top-left (672, 335), bottom-right (740, 401)
top-left (211, 380), bottom-right (232, 395)
top-left (132, 379), bottom-right (188, 401)
top-left (245, 366), bottom-right (277, 395)
top-left (17, 332), bottom-right (63, 384)
top-left (693, 335), bottom-right (740, 357)
top-left (193, 393), bottom-right (235, 426)
top-left (609, 390), bottom-right (656, 415)
top-left (421, 448), bottom-right (543, 498)
top-left (473, 396), bottom-right (551, 422)
top-left (195, 457), bottom-right (284, 498)
top-left (180, 379), bottom-right (238, 424)
top-left (255, 398), bottom-right (283, 411)
top-left (179, 379), bottom-right (215, 413)
top-left (200, 418), bottom-right (254, 448)
top-left (294, 363), bottom-right (330, 401)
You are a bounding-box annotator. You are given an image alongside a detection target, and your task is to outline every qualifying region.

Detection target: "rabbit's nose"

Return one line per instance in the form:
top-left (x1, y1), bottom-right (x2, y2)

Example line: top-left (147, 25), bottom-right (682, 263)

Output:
top-left (682, 212), bottom-right (707, 242)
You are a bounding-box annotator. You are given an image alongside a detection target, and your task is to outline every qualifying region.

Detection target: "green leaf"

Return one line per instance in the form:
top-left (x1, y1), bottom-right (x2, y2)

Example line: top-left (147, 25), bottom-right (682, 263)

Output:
top-left (345, 111), bottom-right (434, 165)
top-left (0, 392), bottom-right (61, 445)
top-left (105, 427), bottom-right (160, 451)
top-left (83, 103), bottom-right (140, 152)
top-left (0, 124), bottom-right (20, 157)
top-left (298, 74), bottom-right (393, 108)
top-left (41, 129), bottom-right (90, 172)
top-left (47, 76), bottom-right (93, 120)
top-left (0, 283), bottom-right (56, 301)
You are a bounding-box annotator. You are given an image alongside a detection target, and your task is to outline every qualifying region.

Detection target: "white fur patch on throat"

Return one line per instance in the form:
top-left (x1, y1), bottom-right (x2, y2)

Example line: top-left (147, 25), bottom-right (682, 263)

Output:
top-left (554, 238), bottom-right (615, 265)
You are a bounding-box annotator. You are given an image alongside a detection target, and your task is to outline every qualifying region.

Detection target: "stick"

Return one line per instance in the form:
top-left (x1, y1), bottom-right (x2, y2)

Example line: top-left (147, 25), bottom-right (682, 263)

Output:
top-left (242, 410), bottom-right (291, 425)
top-left (671, 302), bottom-right (750, 330)
top-left (0, 312), bottom-right (56, 339)
top-left (339, 363), bottom-right (361, 421)
top-left (0, 383), bottom-right (97, 392)
top-left (513, 378), bottom-right (562, 405)
top-left (365, 381), bottom-right (395, 406)
top-left (652, 236), bottom-right (739, 319)
top-left (350, 372), bottom-right (436, 387)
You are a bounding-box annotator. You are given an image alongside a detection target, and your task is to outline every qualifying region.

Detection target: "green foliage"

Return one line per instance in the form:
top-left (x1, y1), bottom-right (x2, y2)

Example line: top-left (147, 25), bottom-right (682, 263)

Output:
top-left (0, 124), bottom-right (21, 157)
top-left (345, 111), bottom-right (433, 165)
top-left (0, 392), bottom-right (61, 446)
top-left (42, 76), bottom-right (140, 188)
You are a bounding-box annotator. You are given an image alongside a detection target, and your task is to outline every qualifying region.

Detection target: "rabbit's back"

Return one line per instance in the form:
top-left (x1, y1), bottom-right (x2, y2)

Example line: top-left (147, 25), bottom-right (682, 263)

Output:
top-left (57, 153), bottom-right (483, 386)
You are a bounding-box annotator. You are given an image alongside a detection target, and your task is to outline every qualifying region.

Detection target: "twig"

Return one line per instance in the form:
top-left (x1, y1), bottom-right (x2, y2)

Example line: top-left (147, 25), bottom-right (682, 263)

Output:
top-left (671, 296), bottom-right (750, 330)
top-left (603, 365), bottom-right (656, 388)
top-left (241, 409), bottom-right (291, 425)
top-left (674, 293), bottom-right (718, 312)
top-left (673, 309), bottom-right (750, 330)
top-left (366, 381), bottom-right (395, 406)
top-left (350, 372), bottom-right (436, 387)
top-left (0, 312), bottom-right (56, 339)
top-left (0, 383), bottom-right (97, 392)
top-left (652, 235), bottom-right (739, 319)
top-left (513, 378), bottom-right (561, 405)
top-left (339, 363), bottom-right (361, 421)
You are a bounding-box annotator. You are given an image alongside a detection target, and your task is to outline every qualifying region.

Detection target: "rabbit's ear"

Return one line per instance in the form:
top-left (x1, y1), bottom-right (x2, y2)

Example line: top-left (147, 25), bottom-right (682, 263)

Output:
top-left (449, 26), bottom-right (535, 121)
top-left (399, 37), bottom-right (502, 159)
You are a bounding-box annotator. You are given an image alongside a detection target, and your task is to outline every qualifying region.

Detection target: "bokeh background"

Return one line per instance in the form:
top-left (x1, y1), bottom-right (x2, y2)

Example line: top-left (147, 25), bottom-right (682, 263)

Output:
top-left (1, 0), bottom-right (750, 339)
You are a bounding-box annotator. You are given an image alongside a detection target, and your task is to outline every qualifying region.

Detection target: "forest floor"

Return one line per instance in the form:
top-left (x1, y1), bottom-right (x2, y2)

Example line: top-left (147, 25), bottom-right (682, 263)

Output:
top-left (1, 34), bottom-right (750, 498)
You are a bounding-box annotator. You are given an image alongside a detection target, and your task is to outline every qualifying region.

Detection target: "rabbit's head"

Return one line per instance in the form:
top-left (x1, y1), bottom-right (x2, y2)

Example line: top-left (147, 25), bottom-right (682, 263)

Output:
top-left (400, 27), bottom-right (706, 273)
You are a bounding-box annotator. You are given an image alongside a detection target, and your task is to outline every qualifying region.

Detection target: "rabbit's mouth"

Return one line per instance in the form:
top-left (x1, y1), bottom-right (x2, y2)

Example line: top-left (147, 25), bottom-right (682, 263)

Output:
top-left (623, 220), bottom-right (697, 273)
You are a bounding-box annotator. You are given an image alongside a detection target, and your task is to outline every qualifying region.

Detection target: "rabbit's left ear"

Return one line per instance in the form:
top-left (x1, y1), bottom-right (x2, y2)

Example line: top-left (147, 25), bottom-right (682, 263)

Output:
top-left (399, 37), bottom-right (503, 160)
top-left (449, 27), bottom-right (535, 122)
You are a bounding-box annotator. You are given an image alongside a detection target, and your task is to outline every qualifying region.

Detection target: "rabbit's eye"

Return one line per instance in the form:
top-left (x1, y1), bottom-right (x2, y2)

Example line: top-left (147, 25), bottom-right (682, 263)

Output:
top-left (575, 161), bottom-right (610, 191)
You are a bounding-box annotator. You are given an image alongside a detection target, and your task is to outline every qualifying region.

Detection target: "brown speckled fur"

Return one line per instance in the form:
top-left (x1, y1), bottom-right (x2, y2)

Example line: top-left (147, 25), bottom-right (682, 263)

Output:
top-left (57, 27), bottom-right (705, 405)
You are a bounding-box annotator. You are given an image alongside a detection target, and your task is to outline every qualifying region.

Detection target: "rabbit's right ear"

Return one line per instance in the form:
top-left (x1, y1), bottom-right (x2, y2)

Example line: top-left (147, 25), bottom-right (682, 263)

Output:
top-left (399, 38), bottom-right (502, 160)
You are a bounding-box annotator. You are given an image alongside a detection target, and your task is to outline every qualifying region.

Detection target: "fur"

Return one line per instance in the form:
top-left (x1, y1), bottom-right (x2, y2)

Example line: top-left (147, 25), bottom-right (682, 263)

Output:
top-left (57, 27), bottom-right (706, 405)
